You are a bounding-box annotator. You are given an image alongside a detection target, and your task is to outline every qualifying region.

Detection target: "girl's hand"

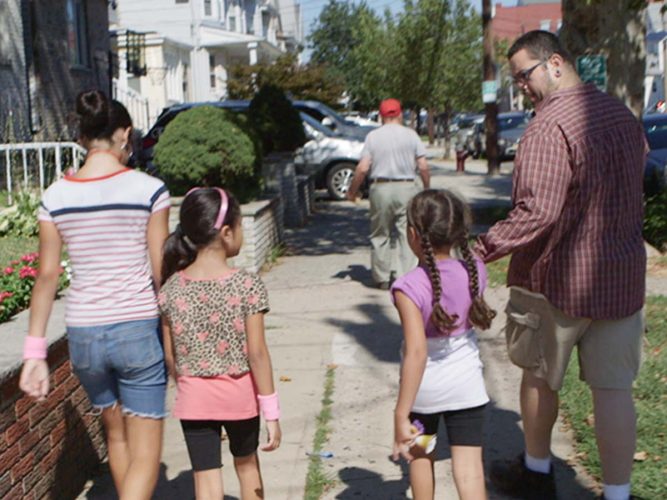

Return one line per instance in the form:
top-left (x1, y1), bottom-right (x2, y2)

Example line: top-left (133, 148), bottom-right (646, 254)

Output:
top-left (261, 420), bottom-right (281, 451)
top-left (392, 415), bottom-right (419, 462)
top-left (19, 359), bottom-right (50, 401)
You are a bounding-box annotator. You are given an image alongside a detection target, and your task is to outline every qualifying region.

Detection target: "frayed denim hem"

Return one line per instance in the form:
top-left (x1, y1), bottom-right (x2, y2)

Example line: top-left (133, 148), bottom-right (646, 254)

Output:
top-left (121, 407), bottom-right (168, 420)
top-left (88, 400), bottom-right (119, 416)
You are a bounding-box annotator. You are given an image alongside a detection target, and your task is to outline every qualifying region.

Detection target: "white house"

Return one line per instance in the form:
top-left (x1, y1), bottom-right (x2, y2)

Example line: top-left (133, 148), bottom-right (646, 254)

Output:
top-left (645, 1), bottom-right (667, 111)
top-left (110, 0), bottom-right (302, 129)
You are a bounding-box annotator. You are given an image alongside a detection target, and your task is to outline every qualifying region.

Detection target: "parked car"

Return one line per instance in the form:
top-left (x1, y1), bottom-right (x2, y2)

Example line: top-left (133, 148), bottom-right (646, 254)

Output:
top-left (292, 100), bottom-right (375, 140)
top-left (342, 111), bottom-right (380, 128)
top-left (296, 112), bottom-right (365, 200)
top-left (454, 114), bottom-right (484, 154)
top-left (468, 111), bottom-right (530, 160)
top-left (642, 113), bottom-right (667, 195)
top-left (138, 100), bottom-right (250, 172)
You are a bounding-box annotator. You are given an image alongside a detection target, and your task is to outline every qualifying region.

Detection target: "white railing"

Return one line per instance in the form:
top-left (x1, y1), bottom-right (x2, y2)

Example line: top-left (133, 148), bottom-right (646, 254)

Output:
top-left (112, 79), bottom-right (151, 133)
top-left (0, 142), bottom-right (86, 203)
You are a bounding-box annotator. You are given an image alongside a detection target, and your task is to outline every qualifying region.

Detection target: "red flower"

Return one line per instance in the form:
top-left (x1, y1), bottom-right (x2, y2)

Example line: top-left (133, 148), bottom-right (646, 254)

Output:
top-left (19, 266), bottom-right (38, 279)
top-left (0, 291), bottom-right (13, 302)
top-left (10, 260), bottom-right (20, 266)
top-left (3, 267), bottom-right (14, 275)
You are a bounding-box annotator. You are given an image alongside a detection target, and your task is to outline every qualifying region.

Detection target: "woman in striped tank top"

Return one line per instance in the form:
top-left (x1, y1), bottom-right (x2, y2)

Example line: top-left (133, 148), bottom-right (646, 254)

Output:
top-left (19, 89), bottom-right (170, 499)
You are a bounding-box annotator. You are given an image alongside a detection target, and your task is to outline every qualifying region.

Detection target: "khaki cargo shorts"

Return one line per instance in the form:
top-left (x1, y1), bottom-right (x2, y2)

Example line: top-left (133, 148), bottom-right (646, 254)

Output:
top-left (504, 286), bottom-right (644, 391)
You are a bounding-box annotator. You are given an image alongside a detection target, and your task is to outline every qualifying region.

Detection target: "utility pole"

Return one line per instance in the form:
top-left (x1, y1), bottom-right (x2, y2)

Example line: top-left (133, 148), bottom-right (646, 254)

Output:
top-left (482, 0), bottom-right (499, 175)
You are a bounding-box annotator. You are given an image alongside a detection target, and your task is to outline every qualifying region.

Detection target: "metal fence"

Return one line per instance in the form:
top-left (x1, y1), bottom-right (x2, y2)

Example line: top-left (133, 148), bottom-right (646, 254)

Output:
top-left (0, 142), bottom-right (86, 203)
top-left (111, 79), bottom-right (151, 133)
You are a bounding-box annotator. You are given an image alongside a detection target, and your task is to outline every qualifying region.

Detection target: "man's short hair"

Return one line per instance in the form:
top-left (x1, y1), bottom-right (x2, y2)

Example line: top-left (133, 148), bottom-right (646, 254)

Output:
top-left (507, 30), bottom-right (574, 65)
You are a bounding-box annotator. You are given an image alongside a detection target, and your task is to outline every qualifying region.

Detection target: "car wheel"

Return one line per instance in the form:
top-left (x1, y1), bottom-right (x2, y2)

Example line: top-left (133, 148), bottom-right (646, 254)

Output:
top-left (326, 162), bottom-right (356, 201)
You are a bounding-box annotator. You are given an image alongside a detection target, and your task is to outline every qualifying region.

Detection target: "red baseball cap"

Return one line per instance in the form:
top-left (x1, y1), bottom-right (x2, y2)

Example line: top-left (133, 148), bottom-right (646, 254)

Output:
top-left (379, 98), bottom-right (402, 118)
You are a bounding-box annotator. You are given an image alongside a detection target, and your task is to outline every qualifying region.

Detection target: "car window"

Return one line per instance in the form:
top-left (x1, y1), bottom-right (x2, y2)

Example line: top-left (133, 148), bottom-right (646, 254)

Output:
top-left (301, 113), bottom-right (335, 137)
top-left (644, 121), bottom-right (667, 150)
top-left (498, 115), bottom-right (528, 130)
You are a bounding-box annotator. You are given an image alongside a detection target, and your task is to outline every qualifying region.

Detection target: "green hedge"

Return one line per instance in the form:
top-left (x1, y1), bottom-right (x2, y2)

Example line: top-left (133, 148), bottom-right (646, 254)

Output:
top-left (154, 106), bottom-right (261, 202)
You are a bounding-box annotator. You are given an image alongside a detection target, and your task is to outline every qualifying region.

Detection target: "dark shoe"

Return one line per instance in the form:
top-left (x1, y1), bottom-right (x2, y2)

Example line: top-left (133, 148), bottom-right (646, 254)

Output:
top-left (490, 454), bottom-right (557, 500)
top-left (376, 281), bottom-right (390, 290)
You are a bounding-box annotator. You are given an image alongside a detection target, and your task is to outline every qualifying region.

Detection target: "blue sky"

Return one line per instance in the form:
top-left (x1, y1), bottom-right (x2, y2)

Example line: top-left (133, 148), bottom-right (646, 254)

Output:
top-left (300, 0), bottom-right (518, 61)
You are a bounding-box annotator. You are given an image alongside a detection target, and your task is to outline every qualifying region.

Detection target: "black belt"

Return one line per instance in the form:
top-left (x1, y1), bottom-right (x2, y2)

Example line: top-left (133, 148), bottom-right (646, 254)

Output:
top-left (371, 177), bottom-right (414, 183)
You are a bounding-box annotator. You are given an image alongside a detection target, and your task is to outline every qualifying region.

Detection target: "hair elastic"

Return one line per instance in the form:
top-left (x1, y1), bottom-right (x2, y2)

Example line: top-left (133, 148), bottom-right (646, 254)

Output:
top-left (185, 187), bottom-right (229, 230)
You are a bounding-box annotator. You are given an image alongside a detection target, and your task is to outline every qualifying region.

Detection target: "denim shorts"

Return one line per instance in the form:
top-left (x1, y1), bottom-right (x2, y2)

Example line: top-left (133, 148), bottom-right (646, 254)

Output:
top-left (66, 317), bottom-right (168, 419)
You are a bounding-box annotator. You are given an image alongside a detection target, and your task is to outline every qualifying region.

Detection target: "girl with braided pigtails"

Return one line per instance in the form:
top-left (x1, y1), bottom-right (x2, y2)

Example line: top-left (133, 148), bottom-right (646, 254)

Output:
top-left (390, 189), bottom-right (496, 500)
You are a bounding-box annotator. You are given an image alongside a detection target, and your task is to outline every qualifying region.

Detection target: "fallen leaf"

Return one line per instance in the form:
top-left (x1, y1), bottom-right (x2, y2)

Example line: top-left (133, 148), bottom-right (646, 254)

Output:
top-left (634, 451), bottom-right (648, 462)
top-left (327, 363), bottom-right (338, 370)
top-left (279, 375), bottom-right (292, 382)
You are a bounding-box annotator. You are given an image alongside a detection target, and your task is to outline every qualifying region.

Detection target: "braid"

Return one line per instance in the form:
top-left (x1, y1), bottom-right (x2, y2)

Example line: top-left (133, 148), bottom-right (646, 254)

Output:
top-left (459, 236), bottom-right (496, 330)
top-left (421, 230), bottom-right (458, 335)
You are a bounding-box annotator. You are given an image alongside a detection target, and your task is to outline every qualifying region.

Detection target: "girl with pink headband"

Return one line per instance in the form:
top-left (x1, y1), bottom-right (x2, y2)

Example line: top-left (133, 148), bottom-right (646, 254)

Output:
top-left (159, 187), bottom-right (281, 499)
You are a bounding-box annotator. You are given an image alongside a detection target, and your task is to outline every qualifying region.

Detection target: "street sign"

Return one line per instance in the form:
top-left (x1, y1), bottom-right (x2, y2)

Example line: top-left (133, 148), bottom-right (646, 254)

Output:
top-left (576, 55), bottom-right (607, 91)
top-left (482, 80), bottom-right (498, 103)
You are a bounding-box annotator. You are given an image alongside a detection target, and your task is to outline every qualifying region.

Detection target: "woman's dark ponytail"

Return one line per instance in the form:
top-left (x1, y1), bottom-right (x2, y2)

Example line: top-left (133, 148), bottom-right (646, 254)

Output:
top-left (161, 224), bottom-right (197, 285)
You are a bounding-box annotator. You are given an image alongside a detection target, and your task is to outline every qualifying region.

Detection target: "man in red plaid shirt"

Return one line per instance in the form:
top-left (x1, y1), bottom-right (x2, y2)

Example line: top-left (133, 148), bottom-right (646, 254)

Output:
top-left (476, 31), bottom-right (646, 500)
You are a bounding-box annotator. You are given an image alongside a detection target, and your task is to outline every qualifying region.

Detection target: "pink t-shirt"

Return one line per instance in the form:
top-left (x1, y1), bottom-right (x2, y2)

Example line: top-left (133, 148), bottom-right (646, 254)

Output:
top-left (173, 373), bottom-right (258, 420)
top-left (391, 257), bottom-right (488, 337)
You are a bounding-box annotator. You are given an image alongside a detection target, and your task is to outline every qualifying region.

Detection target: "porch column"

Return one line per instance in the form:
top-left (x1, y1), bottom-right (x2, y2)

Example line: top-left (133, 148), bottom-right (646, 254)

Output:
top-left (248, 42), bottom-right (258, 65)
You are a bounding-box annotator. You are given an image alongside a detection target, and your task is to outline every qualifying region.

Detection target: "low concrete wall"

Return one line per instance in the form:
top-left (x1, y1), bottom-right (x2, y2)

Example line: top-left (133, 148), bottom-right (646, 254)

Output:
top-left (0, 301), bottom-right (106, 500)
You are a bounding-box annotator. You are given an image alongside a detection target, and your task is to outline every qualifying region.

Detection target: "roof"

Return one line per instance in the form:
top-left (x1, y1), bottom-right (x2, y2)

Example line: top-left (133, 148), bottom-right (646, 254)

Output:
top-left (491, 2), bottom-right (562, 41)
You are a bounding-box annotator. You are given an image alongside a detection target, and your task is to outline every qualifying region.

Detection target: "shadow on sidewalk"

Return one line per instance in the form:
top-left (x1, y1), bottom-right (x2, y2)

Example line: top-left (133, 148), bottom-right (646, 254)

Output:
top-left (285, 202), bottom-right (369, 257)
top-left (325, 301), bottom-right (402, 363)
top-left (332, 461), bottom-right (410, 499)
top-left (81, 463), bottom-right (239, 500)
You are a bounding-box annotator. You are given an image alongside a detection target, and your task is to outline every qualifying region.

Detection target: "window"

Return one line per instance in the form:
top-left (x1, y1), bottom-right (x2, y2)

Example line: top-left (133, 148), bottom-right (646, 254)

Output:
top-left (204, 0), bottom-right (212, 15)
top-left (228, 16), bottom-right (236, 32)
top-left (539, 19), bottom-right (551, 31)
top-left (176, 0), bottom-right (189, 3)
top-left (66, 0), bottom-right (89, 66)
top-left (209, 54), bottom-right (216, 88)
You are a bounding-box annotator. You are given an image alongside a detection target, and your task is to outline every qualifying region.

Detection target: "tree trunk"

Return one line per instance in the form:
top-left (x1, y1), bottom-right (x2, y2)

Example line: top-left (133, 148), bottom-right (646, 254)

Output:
top-left (560, 0), bottom-right (646, 118)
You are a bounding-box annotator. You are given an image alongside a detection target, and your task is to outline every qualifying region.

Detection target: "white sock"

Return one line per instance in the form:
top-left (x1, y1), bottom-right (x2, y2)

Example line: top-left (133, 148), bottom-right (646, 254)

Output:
top-left (524, 452), bottom-right (551, 474)
top-left (603, 483), bottom-right (631, 500)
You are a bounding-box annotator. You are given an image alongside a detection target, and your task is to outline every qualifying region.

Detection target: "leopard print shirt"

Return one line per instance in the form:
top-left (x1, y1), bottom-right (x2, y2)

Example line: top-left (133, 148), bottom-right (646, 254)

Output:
top-left (158, 269), bottom-right (269, 377)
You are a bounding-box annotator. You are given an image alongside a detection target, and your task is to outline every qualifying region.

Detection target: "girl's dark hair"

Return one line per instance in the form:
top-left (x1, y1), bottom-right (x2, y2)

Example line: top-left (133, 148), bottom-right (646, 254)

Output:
top-left (161, 188), bottom-right (241, 285)
top-left (407, 189), bottom-right (496, 334)
top-left (75, 89), bottom-right (132, 141)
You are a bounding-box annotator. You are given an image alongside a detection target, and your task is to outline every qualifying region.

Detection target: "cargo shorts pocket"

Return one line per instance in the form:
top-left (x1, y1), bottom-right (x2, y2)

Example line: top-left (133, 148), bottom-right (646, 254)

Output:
top-left (504, 290), bottom-right (544, 370)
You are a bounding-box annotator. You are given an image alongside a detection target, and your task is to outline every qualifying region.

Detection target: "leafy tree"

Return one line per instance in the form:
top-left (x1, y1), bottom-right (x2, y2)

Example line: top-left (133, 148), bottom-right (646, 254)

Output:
top-left (560, 0), bottom-right (646, 117)
top-left (227, 53), bottom-right (345, 107)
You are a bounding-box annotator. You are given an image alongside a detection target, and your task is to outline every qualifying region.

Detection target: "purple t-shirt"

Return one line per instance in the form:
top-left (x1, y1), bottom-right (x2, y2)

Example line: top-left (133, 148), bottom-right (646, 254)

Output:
top-left (391, 258), bottom-right (488, 338)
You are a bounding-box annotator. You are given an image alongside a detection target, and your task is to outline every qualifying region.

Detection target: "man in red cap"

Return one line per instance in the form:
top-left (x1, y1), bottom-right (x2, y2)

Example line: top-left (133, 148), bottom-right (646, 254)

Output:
top-left (347, 98), bottom-right (430, 289)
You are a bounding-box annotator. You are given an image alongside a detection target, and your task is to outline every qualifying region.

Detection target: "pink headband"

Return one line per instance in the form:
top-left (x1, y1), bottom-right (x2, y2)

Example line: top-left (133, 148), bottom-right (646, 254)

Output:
top-left (185, 187), bottom-right (229, 230)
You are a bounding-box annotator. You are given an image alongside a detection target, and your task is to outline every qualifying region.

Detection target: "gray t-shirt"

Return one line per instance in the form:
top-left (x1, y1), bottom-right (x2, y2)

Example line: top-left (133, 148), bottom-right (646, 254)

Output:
top-left (361, 124), bottom-right (427, 179)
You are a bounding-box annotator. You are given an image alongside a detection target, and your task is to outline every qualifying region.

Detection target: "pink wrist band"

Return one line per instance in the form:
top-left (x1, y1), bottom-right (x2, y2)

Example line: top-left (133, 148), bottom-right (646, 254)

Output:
top-left (23, 336), bottom-right (48, 360)
top-left (258, 392), bottom-right (280, 421)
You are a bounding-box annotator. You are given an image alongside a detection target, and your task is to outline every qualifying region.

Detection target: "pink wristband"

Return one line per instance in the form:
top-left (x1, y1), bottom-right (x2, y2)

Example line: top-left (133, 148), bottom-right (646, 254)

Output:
top-left (23, 336), bottom-right (48, 360)
top-left (258, 392), bottom-right (280, 421)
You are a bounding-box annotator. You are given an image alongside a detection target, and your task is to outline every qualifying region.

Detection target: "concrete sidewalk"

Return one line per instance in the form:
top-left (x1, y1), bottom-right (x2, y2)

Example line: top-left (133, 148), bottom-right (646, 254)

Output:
top-left (77, 160), bottom-right (599, 499)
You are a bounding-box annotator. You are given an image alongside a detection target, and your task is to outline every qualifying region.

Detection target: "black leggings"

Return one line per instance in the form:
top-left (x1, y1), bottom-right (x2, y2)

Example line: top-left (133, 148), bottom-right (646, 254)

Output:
top-left (409, 404), bottom-right (487, 447)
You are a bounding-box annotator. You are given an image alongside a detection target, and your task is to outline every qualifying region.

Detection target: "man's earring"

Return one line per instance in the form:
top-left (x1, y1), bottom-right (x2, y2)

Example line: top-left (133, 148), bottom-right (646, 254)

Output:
top-left (555, 69), bottom-right (561, 77)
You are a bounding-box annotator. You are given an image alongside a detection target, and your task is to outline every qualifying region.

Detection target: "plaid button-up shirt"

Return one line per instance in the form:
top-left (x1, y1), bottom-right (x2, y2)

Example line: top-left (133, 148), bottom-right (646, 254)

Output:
top-left (477, 84), bottom-right (646, 320)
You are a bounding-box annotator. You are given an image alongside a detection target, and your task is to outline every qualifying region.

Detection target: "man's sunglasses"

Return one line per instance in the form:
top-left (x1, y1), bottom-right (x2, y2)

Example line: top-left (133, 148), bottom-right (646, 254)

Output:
top-left (513, 61), bottom-right (546, 85)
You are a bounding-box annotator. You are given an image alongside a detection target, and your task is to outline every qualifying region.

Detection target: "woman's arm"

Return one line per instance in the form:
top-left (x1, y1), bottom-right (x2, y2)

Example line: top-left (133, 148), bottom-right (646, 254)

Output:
top-left (161, 318), bottom-right (176, 382)
top-left (147, 208), bottom-right (169, 287)
top-left (393, 290), bottom-right (428, 461)
top-left (246, 312), bottom-right (281, 451)
top-left (19, 221), bottom-right (63, 400)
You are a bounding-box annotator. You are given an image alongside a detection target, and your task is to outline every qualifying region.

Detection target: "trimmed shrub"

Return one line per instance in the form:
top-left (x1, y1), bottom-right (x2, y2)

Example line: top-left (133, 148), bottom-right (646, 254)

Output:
top-left (0, 190), bottom-right (40, 237)
top-left (644, 190), bottom-right (667, 251)
top-left (249, 84), bottom-right (306, 155)
top-left (154, 106), bottom-right (261, 202)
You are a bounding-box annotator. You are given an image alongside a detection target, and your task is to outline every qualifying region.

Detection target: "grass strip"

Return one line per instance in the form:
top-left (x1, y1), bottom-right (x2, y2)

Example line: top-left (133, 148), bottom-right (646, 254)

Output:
top-left (560, 295), bottom-right (667, 499)
top-left (304, 364), bottom-right (337, 500)
top-left (0, 236), bottom-right (39, 265)
top-left (485, 255), bottom-right (510, 288)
